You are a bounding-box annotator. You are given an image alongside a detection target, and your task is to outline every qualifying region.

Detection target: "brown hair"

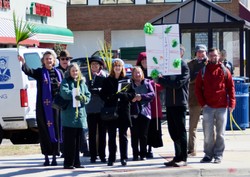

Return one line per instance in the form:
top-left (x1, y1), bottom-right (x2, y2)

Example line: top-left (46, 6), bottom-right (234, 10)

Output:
top-left (208, 48), bottom-right (220, 54)
top-left (132, 66), bottom-right (145, 80)
top-left (109, 60), bottom-right (126, 77)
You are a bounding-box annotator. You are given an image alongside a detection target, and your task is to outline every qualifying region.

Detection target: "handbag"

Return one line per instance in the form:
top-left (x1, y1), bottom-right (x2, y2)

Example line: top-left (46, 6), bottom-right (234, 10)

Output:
top-left (52, 94), bottom-right (69, 110)
top-left (100, 106), bottom-right (118, 121)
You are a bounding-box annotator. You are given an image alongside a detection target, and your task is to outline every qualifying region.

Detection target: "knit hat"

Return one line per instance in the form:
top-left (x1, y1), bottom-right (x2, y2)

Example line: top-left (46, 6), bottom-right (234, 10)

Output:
top-left (112, 58), bottom-right (124, 65)
top-left (195, 44), bottom-right (207, 52)
top-left (89, 56), bottom-right (104, 66)
top-left (136, 52), bottom-right (146, 66)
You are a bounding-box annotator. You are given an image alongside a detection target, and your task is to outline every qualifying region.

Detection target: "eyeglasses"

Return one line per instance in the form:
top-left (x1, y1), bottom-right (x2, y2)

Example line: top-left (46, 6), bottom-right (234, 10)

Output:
top-left (60, 57), bottom-right (71, 61)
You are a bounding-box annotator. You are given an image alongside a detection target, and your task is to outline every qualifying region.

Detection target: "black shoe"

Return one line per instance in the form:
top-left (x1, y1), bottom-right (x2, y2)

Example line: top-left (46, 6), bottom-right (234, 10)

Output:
top-left (132, 156), bottom-right (139, 161)
top-left (200, 156), bottom-right (212, 163)
top-left (90, 158), bottom-right (96, 163)
top-left (107, 161), bottom-right (114, 166)
top-left (121, 159), bottom-right (127, 166)
top-left (51, 160), bottom-right (57, 166)
top-left (173, 161), bottom-right (187, 167)
top-left (64, 166), bottom-right (75, 169)
top-left (140, 157), bottom-right (146, 161)
top-left (101, 158), bottom-right (107, 163)
top-left (43, 160), bottom-right (50, 166)
top-left (74, 165), bottom-right (85, 168)
top-left (146, 152), bottom-right (154, 158)
top-left (214, 157), bottom-right (222, 164)
top-left (83, 151), bottom-right (90, 157)
top-left (164, 160), bottom-right (177, 167)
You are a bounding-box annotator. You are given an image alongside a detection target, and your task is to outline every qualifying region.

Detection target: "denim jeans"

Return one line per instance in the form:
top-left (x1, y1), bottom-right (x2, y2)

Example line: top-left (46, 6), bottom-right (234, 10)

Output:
top-left (202, 106), bottom-right (227, 159)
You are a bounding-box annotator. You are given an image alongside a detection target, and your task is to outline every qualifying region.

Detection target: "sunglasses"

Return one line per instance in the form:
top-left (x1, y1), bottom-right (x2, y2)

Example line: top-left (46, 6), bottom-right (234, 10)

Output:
top-left (60, 57), bottom-right (71, 61)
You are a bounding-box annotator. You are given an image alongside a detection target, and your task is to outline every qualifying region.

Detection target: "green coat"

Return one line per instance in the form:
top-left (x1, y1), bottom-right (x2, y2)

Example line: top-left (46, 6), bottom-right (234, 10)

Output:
top-left (60, 77), bottom-right (91, 128)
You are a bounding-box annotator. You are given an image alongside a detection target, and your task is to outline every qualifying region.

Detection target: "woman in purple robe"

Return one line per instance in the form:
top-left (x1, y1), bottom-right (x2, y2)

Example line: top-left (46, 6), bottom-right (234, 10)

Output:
top-left (18, 51), bottom-right (63, 166)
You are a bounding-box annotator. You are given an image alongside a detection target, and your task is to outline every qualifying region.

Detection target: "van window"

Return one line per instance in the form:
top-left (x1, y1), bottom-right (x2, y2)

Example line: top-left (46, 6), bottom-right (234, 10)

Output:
top-left (24, 53), bottom-right (42, 80)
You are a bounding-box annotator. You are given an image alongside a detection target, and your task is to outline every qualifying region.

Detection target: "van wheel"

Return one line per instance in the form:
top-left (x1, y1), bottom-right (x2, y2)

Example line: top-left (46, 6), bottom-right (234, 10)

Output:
top-left (0, 126), bottom-right (3, 144)
top-left (10, 130), bottom-right (39, 144)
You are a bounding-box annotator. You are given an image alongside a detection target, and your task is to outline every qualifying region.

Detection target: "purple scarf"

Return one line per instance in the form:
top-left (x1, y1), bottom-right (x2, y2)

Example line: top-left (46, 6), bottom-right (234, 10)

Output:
top-left (42, 67), bottom-right (62, 143)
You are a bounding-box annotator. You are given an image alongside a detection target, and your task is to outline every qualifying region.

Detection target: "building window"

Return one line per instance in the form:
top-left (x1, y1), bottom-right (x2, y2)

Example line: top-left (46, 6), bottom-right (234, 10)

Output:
top-left (100, 0), bottom-right (134, 4)
top-left (147, 0), bottom-right (185, 3)
top-left (68, 0), bottom-right (87, 5)
top-left (211, 0), bottom-right (231, 2)
top-left (147, 0), bottom-right (231, 3)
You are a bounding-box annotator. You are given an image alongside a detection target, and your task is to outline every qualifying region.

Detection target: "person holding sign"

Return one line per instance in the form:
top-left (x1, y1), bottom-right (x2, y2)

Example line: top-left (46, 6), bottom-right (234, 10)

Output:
top-left (100, 58), bottom-right (135, 166)
top-left (157, 45), bottom-right (190, 167)
top-left (60, 63), bottom-right (91, 169)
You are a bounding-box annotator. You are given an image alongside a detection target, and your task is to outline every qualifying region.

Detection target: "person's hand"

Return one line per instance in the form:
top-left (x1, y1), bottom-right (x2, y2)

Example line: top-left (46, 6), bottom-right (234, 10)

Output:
top-left (229, 107), bottom-right (234, 113)
top-left (17, 55), bottom-right (25, 65)
top-left (75, 94), bottom-right (86, 102)
top-left (135, 94), bottom-right (141, 101)
top-left (132, 97), bottom-right (137, 102)
top-left (203, 104), bottom-right (208, 109)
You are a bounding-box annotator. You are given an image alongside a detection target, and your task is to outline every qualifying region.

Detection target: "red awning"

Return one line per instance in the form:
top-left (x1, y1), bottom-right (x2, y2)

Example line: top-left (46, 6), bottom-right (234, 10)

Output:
top-left (0, 18), bottom-right (39, 46)
top-left (239, 2), bottom-right (250, 23)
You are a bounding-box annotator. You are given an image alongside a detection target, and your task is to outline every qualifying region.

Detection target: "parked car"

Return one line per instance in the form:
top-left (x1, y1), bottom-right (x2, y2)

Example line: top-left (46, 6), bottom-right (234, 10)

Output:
top-left (70, 57), bottom-right (88, 76)
top-left (91, 50), bottom-right (120, 59)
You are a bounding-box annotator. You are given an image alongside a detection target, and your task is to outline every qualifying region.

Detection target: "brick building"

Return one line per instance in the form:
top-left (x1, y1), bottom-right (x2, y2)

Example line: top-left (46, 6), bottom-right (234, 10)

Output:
top-left (67, 0), bottom-right (250, 77)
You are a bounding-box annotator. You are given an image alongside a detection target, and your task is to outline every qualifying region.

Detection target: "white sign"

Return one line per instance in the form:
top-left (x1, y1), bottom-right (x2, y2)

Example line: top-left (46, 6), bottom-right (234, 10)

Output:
top-left (145, 24), bottom-right (181, 76)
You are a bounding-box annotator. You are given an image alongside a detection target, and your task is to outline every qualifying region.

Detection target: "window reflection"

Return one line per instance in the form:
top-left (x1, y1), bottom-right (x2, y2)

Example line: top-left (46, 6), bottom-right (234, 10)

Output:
top-left (100, 0), bottom-right (134, 4)
top-left (68, 0), bottom-right (87, 4)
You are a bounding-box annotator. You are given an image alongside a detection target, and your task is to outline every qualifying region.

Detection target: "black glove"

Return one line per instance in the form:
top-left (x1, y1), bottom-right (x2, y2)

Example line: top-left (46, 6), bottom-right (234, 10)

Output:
top-left (75, 94), bottom-right (86, 102)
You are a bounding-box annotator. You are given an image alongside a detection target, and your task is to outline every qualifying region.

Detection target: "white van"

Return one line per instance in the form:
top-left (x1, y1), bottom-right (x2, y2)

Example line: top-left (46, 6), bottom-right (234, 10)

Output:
top-left (0, 47), bottom-right (57, 144)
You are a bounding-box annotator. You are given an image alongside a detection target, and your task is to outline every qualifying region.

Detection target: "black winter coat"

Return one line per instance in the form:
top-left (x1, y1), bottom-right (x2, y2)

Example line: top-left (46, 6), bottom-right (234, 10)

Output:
top-left (100, 76), bottom-right (135, 127)
top-left (158, 60), bottom-right (190, 107)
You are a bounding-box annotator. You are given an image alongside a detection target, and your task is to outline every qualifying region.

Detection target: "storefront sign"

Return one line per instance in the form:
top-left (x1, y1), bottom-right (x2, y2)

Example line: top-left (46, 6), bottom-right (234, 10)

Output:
top-left (28, 2), bottom-right (53, 17)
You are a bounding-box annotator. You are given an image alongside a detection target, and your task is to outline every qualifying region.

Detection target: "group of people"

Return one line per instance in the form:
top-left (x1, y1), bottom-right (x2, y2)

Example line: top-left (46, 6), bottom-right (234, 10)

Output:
top-left (17, 44), bottom-right (235, 169)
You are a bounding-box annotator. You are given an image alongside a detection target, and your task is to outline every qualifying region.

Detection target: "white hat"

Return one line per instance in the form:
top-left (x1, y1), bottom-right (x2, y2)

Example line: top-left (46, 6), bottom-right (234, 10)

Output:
top-left (112, 58), bottom-right (124, 65)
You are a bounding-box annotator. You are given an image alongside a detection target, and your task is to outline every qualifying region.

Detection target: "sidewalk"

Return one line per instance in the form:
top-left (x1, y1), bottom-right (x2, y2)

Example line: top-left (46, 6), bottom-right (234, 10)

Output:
top-left (0, 116), bottom-right (250, 177)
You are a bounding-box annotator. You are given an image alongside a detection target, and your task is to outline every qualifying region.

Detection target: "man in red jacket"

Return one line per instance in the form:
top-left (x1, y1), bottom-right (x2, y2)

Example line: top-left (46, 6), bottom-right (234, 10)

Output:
top-left (195, 48), bottom-right (236, 164)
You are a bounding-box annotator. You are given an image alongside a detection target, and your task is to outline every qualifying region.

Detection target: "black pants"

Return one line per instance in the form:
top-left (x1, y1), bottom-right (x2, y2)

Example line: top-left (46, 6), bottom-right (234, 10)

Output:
top-left (63, 127), bottom-right (82, 167)
top-left (87, 113), bottom-right (106, 160)
top-left (80, 128), bottom-right (89, 154)
top-left (130, 114), bottom-right (150, 158)
top-left (107, 123), bottom-right (128, 162)
top-left (166, 106), bottom-right (188, 162)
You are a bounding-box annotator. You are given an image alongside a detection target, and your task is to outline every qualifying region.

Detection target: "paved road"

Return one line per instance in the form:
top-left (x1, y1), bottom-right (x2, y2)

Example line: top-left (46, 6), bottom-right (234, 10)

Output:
top-left (0, 116), bottom-right (250, 177)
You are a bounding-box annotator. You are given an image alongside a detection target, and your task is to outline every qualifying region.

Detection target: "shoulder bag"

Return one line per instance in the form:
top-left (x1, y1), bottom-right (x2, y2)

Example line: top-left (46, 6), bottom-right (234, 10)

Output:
top-left (52, 94), bottom-right (70, 110)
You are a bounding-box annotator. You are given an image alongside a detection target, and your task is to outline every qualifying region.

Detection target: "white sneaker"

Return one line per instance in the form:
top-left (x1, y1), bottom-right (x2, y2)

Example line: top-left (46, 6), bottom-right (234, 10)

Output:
top-left (174, 161), bottom-right (187, 167)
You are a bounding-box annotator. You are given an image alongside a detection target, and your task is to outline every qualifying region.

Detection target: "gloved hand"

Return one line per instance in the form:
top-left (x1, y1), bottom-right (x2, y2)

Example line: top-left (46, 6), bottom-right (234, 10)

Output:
top-left (75, 94), bottom-right (86, 102)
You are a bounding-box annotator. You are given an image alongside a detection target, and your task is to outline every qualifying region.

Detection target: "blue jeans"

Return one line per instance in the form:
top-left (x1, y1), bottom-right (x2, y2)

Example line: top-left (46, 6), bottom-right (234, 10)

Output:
top-left (202, 106), bottom-right (227, 159)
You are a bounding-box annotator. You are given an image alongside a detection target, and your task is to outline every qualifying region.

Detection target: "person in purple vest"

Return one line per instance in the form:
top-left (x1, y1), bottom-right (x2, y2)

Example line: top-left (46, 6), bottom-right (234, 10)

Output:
top-left (18, 51), bottom-right (63, 166)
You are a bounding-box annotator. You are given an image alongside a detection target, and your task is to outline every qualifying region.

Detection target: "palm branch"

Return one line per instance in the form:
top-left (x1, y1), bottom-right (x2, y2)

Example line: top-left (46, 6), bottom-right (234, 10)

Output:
top-left (13, 11), bottom-right (36, 50)
top-left (99, 40), bottom-right (113, 73)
